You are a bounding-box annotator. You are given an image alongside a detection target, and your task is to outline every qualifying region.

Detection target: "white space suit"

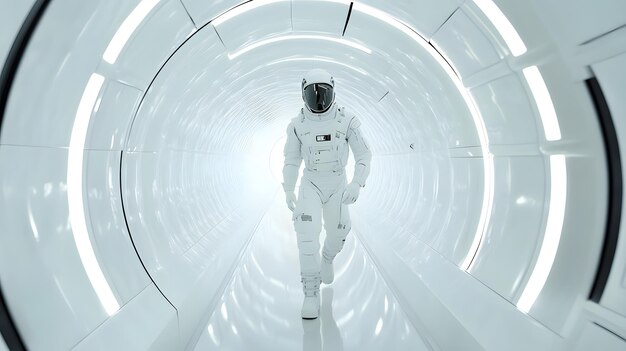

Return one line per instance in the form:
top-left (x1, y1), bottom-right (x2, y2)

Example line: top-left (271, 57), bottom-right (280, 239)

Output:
top-left (283, 69), bottom-right (371, 319)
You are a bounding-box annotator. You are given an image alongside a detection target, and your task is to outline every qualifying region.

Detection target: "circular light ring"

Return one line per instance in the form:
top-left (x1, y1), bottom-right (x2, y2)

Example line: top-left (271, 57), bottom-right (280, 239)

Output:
top-left (121, 1), bottom-right (495, 272)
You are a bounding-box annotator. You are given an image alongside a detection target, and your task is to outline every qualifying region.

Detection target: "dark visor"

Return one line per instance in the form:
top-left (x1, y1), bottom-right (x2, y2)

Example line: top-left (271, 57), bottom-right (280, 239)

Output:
top-left (303, 83), bottom-right (334, 113)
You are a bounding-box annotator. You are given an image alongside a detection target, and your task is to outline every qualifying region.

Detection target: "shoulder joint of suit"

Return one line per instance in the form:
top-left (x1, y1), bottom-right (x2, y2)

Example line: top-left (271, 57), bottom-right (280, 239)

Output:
top-left (349, 116), bottom-right (361, 129)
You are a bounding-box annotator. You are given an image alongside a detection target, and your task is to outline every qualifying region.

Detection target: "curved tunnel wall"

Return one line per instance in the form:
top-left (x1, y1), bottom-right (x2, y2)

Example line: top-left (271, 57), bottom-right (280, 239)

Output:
top-left (0, 0), bottom-right (625, 350)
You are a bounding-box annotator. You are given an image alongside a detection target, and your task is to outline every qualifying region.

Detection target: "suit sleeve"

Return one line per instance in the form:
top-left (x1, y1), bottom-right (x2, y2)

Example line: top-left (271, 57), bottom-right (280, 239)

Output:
top-left (282, 121), bottom-right (302, 192)
top-left (347, 117), bottom-right (372, 187)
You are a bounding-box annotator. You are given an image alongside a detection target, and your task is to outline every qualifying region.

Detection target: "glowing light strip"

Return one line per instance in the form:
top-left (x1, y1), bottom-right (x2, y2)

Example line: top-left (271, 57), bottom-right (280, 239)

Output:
top-left (473, 0), bottom-right (527, 56)
top-left (517, 155), bottom-right (567, 313)
top-left (68, 73), bottom-right (120, 315)
top-left (523, 66), bottom-right (561, 141)
top-left (212, 0), bottom-right (284, 27)
top-left (212, 0), bottom-right (350, 27)
top-left (103, 0), bottom-right (161, 64)
top-left (351, 3), bottom-right (494, 271)
top-left (228, 34), bottom-right (372, 60)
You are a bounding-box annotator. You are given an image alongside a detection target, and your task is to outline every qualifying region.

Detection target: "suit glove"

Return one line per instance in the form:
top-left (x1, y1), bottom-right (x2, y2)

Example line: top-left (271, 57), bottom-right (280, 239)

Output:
top-left (342, 182), bottom-right (361, 204)
top-left (285, 190), bottom-right (297, 211)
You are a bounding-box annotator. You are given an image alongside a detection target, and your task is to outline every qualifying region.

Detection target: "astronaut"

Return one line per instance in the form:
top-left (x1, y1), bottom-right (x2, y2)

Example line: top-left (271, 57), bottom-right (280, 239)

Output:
top-left (283, 69), bottom-right (371, 319)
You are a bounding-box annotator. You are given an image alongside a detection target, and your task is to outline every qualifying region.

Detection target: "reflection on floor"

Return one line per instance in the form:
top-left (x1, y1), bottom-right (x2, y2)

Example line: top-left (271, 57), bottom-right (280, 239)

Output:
top-left (193, 195), bottom-right (430, 351)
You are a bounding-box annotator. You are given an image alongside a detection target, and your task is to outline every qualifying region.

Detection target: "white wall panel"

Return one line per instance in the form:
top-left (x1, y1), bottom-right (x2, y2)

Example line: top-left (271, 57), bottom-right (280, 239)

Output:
top-left (0, 0), bottom-right (36, 65)
top-left (122, 152), bottom-right (242, 261)
top-left (527, 155), bottom-right (607, 333)
top-left (213, 0), bottom-right (292, 52)
top-left (121, 152), bottom-right (184, 272)
top-left (102, 0), bottom-right (196, 90)
top-left (121, 152), bottom-right (257, 276)
top-left (534, 0), bottom-right (626, 46)
top-left (0, 0), bottom-right (146, 147)
top-left (356, 154), bottom-right (440, 242)
top-left (471, 74), bottom-right (539, 145)
top-left (125, 26), bottom-right (227, 152)
top-left (356, 0), bottom-right (462, 39)
top-left (431, 8), bottom-right (501, 78)
top-left (355, 154), bottom-right (482, 266)
top-left (593, 51), bottom-right (626, 318)
top-left (345, 9), bottom-right (480, 148)
top-left (430, 157), bottom-right (484, 264)
top-left (86, 81), bottom-right (142, 151)
top-left (0, 146), bottom-right (108, 350)
top-left (292, 0), bottom-right (350, 35)
top-left (180, 0), bottom-right (243, 27)
top-left (371, 90), bottom-right (447, 154)
top-left (84, 150), bottom-right (151, 304)
top-left (572, 322), bottom-right (626, 351)
top-left (469, 156), bottom-right (546, 300)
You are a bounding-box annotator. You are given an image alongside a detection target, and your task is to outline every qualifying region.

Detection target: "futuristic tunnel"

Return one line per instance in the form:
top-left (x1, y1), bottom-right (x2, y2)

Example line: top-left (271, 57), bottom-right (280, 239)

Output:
top-left (1, 0), bottom-right (626, 350)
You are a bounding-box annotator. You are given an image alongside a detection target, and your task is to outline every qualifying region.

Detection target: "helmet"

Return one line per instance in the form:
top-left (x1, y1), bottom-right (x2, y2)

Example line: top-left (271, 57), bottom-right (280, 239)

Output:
top-left (302, 69), bottom-right (335, 113)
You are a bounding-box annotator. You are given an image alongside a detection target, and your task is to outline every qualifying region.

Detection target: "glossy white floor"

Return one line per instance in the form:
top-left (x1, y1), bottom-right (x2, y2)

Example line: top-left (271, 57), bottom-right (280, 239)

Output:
top-left (193, 192), bottom-right (432, 351)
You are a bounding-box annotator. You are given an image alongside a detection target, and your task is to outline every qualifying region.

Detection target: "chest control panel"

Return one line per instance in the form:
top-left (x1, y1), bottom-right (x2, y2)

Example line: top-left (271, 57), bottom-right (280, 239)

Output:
top-left (316, 134), bottom-right (331, 142)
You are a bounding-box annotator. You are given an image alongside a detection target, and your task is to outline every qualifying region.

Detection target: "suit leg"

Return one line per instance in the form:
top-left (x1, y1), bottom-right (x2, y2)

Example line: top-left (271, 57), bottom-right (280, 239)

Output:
top-left (293, 182), bottom-right (323, 279)
top-left (321, 189), bottom-right (351, 263)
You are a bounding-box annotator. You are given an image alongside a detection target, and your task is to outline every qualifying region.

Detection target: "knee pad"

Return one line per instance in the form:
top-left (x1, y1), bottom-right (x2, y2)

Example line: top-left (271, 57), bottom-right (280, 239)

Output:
top-left (323, 211), bottom-right (351, 236)
top-left (323, 225), bottom-right (351, 258)
top-left (298, 236), bottom-right (321, 275)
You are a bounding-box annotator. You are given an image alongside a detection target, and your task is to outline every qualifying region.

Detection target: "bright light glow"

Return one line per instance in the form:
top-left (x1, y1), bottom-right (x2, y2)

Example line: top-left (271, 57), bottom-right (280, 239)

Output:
top-left (517, 155), bottom-right (567, 313)
top-left (212, 0), bottom-right (285, 27)
top-left (336, 309), bottom-right (355, 327)
top-left (207, 323), bottom-right (219, 345)
top-left (523, 66), bottom-right (561, 141)
top-left (68, 73), bottom-right (120, 315)
top-left (103, 0), bottom-right (160, 64)
top-left (212, 0), bottom-right (350, 26)
top-left (27, 203), bottom-right (40, 241)
top-left (473, 0), bottom-right (527, 56)
top-left (375, 318), bottom-right (383, 335)
top-left (352, 3), bottom-right (424, 43)
top-left (352, 3), bottom-right (494, 271)
top-left (228, 34), bottom-right (372, 60)
top-left (221, 303), bottom-right (229, 321)
top-left (231, 290), bottom-right (239, 306)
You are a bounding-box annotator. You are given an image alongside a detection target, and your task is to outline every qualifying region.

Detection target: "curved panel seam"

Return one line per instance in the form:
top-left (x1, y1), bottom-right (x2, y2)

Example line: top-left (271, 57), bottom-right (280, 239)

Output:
top-left (118, 150), bottom-right (178, 314)
top-left (0, 0), bottom-right (52, 349)
top-left (586, 77), bottom-right (623, 302)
